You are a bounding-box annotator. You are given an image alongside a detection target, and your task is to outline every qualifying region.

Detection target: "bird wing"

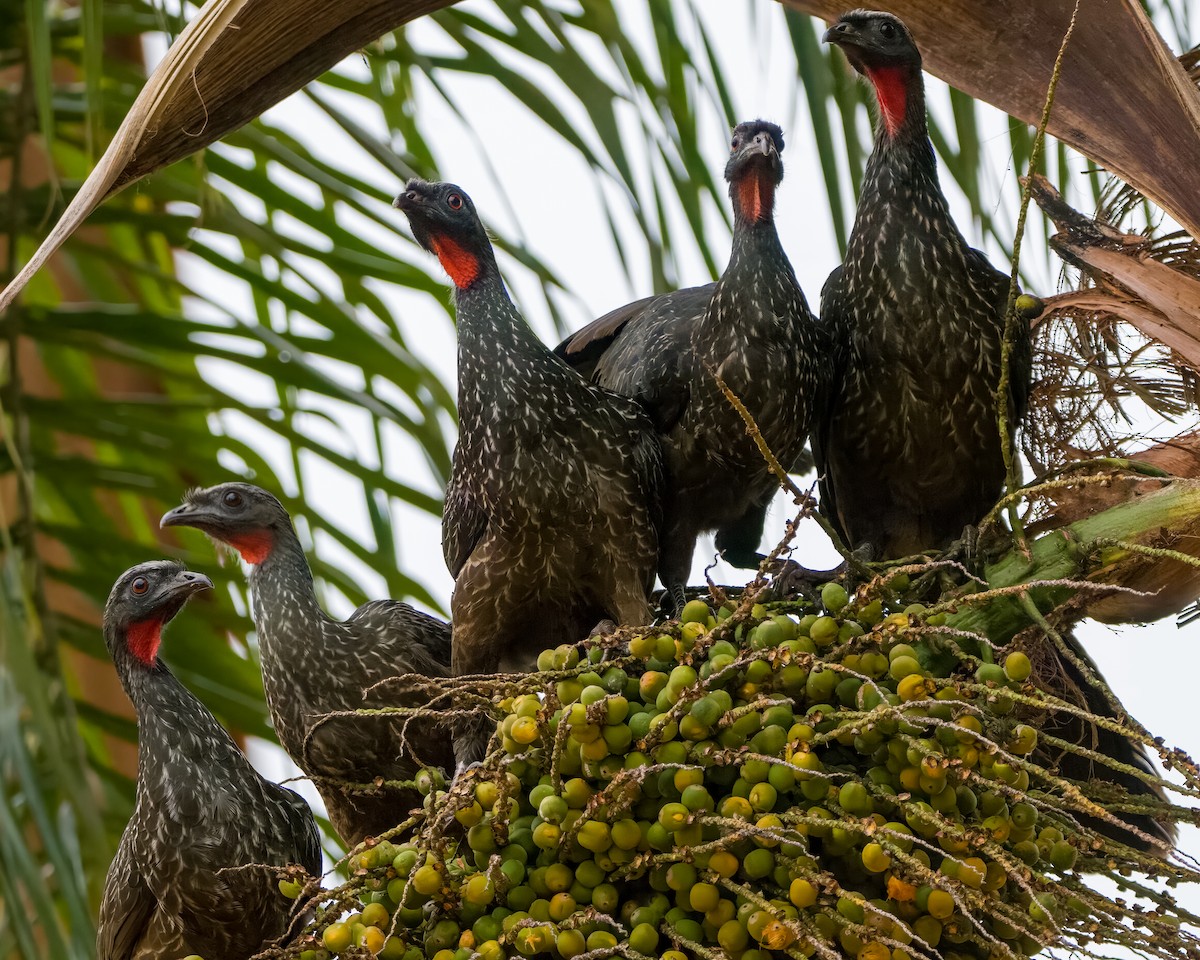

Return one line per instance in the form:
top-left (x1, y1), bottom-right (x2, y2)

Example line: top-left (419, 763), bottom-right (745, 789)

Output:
top-left (279, 783), bottom-right (323, 876)
top-left (442, 461), bottom-right (489, 579)
top-left (964, 246), bottom-right (1032, 423)
top-left (553, 292), bottom-right (666, 378)
top-left (554, 283), bottom-right (717, 382)
top-left (97, 839), bottom-right (157, 960)
top-left (592, 287), bottom-right (715, 434)
top-left (347, 600), bottom-right (452, 675)
top-left (812, 264), bottom-right (850, 544)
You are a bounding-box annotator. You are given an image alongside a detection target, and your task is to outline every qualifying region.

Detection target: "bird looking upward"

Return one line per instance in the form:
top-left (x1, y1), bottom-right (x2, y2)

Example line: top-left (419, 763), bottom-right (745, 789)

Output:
top-left (97, 561), bottom-right (320, 960)
top-left (557, 120), bottom-right (827, 612)
top-left (395, 178), bottom-right (664, 771)
top-left (817, 9), bottom-right (1031, 560)
top-left (161, 483), bottom-right (452, 847)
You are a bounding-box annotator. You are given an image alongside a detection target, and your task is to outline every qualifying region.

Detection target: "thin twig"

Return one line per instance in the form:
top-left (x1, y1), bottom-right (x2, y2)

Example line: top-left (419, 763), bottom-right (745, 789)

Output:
top-left (998, 0), bottom-right (1083, 552)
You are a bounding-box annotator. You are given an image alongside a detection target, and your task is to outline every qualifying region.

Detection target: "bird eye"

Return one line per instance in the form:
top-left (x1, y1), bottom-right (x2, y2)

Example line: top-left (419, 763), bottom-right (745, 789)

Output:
top-left (131, 577), bottom-right (149, 596)
top-left (730, 137), bottom-right (741, 151)
top-left (879, 21), bottom-right (896, 38)
top-left (223, 490), bottom-right (243, 507)
top-left (447, 194), bottom-right (463, 210)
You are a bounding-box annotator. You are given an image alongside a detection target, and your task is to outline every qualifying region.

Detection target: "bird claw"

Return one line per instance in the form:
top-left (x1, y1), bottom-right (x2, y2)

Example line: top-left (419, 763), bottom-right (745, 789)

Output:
top-left (657, 584), bottom-right (687, 620)
top-left (588, 619), bottom-right (617, 639)
top-left (764, 557), bottom-right (846, 600)
top-left (940, 524), bottom-right (1006, 575)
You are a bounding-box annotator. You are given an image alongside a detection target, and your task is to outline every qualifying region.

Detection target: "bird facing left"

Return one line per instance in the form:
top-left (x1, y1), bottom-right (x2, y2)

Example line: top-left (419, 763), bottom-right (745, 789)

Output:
top-left (161, 482), bottom-right (454, 848)
top-left (395, 178), bottom-right (665, 772)
top-left (96, 560), bottom-right (321, 960)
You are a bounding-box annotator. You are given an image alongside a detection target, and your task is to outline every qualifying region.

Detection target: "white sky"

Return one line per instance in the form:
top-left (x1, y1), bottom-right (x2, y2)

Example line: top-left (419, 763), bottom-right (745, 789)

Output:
top-left (154, 0), bottom-right (1200, 883)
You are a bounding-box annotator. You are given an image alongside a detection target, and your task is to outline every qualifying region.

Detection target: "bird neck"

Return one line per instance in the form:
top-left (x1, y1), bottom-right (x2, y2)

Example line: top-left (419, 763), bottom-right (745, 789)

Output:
top-left (851, 64), bottom-right (949, 254)
top-left (110, 640), bottom-right (243, 767)
top-left (246, 525), bottom-right (327, 658)
top-left (865, 62), bottom-right (929, 151)
top-left (729, 167), bottom-right (778, 228)
top-left (108, 622), bottom-right (171, 701)
top-left (435, 235), bottom-right (499, 292)
top-left (454, 271), bottom-right (559, 410)
top-left (727, 204), bottom-right (786, 265)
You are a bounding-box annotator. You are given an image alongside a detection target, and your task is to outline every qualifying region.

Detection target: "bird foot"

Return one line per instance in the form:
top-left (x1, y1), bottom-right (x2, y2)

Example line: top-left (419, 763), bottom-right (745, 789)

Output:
top-left (452, 759), bottom-right (482, 783)
top-left (940, 524), bottom-right (1009, 575)
top-left (763, 538), bottom-right (879, 599)
top-left (652, 584), bottom-right (688, 621)
top-left (906, 525), bottom-right (1003, 597)
top-left (763, 558), bottom-right (845, 601)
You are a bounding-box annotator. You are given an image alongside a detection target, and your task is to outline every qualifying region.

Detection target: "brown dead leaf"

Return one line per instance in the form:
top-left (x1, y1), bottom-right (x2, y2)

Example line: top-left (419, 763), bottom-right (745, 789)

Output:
top-left (0, 0), bottom-right (447, 312)
top-left (783, 0), bottom-right (1200, 240)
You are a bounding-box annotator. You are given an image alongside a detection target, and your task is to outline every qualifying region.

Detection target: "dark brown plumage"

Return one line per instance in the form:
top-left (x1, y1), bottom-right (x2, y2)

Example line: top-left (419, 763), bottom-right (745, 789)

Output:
top-left (394, 178), bottom-right (663, 770)
top-left (97, 561), bottom-right (320, 960)
top-left (822, 8), bottom-right (1172, 853)
top-left (161, 483), bottom-right (452, 847)
top-left (556, 121), bottom-right (828, 612)
top-left (817, 10), bottom-right (1031, 558)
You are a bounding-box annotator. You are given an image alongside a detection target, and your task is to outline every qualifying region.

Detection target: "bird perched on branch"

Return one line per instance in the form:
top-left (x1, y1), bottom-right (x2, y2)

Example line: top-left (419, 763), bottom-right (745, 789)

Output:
top-left (822, 8), bottom-right (1172, 853)
top-left (818, 10), bottom-right (1031, 560)
top-left (97, 561), bottom-right (320, 960)
top-left (161, 483), bottom-right (452, 847)
top-left (395, 178), bottom-right (663, 770)
top-left (556, 120), bottom-right (827, 613)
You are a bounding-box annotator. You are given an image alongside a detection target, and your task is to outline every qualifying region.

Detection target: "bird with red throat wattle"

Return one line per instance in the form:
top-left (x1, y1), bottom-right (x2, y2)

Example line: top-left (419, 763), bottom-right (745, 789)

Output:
top-left (162, 483), bottom-right (453, 847)
top-left (819, 8), bottom-right (1171, 854)
top-left (97, 560), bottom-right (320, 960)
top-left (395, 178), bottom-right (664, 772)
top-left (556, 120), bottom-right (829, 614)
top-left (817, 9), bottom-right (1032, 561)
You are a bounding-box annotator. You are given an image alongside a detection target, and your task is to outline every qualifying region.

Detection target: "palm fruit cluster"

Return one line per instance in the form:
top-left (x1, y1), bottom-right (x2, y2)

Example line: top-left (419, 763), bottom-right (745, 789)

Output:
top-left (282, 579), bottom-right (1180, 960)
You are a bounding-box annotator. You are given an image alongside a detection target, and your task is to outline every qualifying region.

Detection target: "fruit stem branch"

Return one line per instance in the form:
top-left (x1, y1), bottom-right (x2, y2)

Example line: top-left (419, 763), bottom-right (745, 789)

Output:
top-left (997, 0), bottom-right (1082, 554)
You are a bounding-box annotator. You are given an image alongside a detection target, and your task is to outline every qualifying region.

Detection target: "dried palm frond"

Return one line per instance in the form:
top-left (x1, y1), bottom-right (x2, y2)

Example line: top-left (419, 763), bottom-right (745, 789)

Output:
top-left (1022, 177), bottom-right (1200, 483)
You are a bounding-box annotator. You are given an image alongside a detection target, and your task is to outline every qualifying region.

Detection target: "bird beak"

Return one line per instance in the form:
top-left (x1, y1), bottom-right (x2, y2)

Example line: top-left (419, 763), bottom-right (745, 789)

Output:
top-left (393, 180), bottom-right (428, 213)
top-left (162, 569), bottom-right (214, 601)
top-left (160, 502), bottom-right (219, 530)
top-left (160, 503), bottom-right (194, 529)
top-left (822, 20), bottom-right (858, 45)
top-left (754, 133), bottom-right (777, 159)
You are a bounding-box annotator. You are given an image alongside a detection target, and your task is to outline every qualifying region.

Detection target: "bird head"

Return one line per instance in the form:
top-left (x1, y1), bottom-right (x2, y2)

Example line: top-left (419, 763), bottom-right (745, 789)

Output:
top-left (394, 179), bottom-right (492, 290)
top-left (726, 120), bottom-right (785, 224)
top-left (104, 561), bottom-right (212, 666)
top-left (161, 482), bottom-right (292, 566)
top-left (823, 10), bottom-right (920, 71)
top-left (824, 11), bottom-right (922, 139)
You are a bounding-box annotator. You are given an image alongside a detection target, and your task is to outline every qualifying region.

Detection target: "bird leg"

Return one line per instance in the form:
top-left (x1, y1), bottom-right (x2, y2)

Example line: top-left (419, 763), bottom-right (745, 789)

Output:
top-left (658, 583), bottom-right (688, 620)
top-left (938, 523), bottom-right (1011, 576)
top-left (451, 713), bottom-right (493, 775)
top-left (763, 557), bottom-right (844, 600)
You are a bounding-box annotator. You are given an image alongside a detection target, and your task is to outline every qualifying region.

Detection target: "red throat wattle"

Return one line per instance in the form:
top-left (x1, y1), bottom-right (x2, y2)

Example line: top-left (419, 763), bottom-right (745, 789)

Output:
top-left (228, 531), bottom-right (274, 565)
top-left (127, 619), bottom-right (164, 666)
top-left (431, 235), bottom-right (481, 289)
top-left (866, 65), bottom-right (910, 139)
top-left (735, 169), bottom-right (775, 223)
